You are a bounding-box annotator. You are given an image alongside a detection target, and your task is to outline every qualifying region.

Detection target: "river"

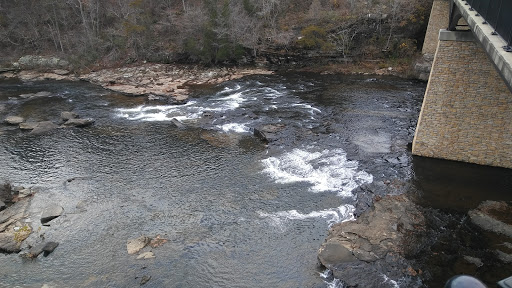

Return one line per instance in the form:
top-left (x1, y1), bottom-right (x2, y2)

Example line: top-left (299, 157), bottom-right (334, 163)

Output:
top-left (0, 73), bottom-right (511, 287)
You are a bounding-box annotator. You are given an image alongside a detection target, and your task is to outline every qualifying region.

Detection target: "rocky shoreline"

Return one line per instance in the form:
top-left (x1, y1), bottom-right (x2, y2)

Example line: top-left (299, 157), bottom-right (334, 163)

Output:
top-left (318, 193), bottom-right (512, 287)
top-left (0, 55), bottom-right (426, 102)
top-left (0, 183), bottom-right (61, 256)
top-left (0, 57), bottom-right (274, 102)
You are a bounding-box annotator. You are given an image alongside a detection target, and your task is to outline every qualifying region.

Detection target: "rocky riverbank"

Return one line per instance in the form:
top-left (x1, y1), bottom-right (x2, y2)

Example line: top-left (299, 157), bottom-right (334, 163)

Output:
top-left (0, 56), bottom-right (274, 102)
top-left (0, 55), bottom-right (427, 103)
top-left (0, 183), bottom-right (61, 256)
top-left (318, 193), bottom-right (512, 287)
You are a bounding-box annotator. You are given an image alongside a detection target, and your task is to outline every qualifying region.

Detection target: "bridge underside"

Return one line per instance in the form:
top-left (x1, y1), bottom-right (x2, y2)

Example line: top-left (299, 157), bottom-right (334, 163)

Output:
top-left (449, 0), bottom-right (512, 91)
top-left (412, 0), bottom-right (512, 169)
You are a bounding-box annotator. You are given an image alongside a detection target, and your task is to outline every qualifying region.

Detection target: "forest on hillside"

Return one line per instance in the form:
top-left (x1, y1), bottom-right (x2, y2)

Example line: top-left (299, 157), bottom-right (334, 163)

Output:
top-left (0, 0), bottom-right (433, 68)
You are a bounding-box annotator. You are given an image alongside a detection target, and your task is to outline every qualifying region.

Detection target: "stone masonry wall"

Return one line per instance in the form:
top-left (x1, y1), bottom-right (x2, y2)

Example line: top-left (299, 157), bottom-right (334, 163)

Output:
top-left (422, 0), bottom-right (450, 57)
top-left (413, 32), bottom-right (512, 168)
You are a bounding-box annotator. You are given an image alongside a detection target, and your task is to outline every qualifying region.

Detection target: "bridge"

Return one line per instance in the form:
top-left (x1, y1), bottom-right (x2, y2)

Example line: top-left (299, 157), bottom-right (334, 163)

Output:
top-left (412, 0), bottom-right (512, 169)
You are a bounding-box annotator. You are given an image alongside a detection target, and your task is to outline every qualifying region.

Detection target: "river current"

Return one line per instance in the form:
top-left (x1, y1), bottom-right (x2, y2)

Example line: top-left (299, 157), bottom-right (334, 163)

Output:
top-left (0, 73), bottom-right (510, 287)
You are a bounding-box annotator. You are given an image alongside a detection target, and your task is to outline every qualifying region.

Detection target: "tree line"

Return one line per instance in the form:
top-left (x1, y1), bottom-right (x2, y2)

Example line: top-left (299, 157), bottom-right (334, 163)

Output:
top-left (0, 0), bottom-right (433, 68)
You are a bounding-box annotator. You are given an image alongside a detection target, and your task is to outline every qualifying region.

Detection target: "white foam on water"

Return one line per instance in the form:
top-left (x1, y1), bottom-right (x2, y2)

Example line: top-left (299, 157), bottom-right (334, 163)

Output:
top-left (116, 101), bottom-right (204, 122)
top-left (216, 123), bottom-right (251, 133)
top-left (218, 84), bottom-right (241, 94)
top-left (319, 269), bottom-right (346, 288)
top-left (291, 103), bottom-right (322, 114)
top-left (213, 91), bottom-right (246, 110)
top-left (261, 87), bottom-right (283, 98)
top-left (381, 274), bottom-right (400, 288)
top-left (261, 148), bottom-right (373, 196)
top-left (259, 204), bottom-right (355, 228)
top-left (325, 278), bottom-right (345, 288)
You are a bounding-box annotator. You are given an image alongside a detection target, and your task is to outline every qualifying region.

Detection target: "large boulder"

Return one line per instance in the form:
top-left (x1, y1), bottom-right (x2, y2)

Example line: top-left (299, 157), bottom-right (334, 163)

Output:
top-left (16, 55), bottom-right (69, 70)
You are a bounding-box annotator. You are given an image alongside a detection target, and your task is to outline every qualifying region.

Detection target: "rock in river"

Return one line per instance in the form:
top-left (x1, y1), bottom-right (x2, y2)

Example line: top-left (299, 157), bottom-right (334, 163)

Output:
top-left (469, 201), bottom-right (512, 263)
top-left (27, 241), bottom-right (59, 258)
top-left (41, 204), bottom-right (64, 224)
top-left (318, 194), bottom-right (426, 287)
top-left (30, 121), bottom-right (58, 134)
top-left (63, 118), bottom-right (95, 127)
top-left (4, 116), bottom-right (24, 125)
top-left (127, 236), bottom-right (150, 255)
top-left (42, 241), bottom-right (59, 256)
top-left (0, 233), bottom-right (20, 253)
top-left (0, 197), bottom-right (32, 253)
top-left (19, 122), bottom-right (39, 130)
top-left (61, 111), bottom-right (79, 121)
top-left (18, 91), bottom-right (52, 99)
top-left (136, 251), bottom-right (155, 260)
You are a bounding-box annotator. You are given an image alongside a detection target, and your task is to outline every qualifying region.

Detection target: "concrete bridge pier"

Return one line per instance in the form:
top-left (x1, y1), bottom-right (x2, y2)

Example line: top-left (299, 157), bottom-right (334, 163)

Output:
top-left (412, 30), bottom-right (512, 168)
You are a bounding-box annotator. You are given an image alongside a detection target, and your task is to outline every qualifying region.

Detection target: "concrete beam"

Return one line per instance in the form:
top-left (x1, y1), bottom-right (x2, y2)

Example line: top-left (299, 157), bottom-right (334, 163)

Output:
top-left (439, 30), bottom-right (474, 42)
top-left (453, 0), bottom-right (512, 92)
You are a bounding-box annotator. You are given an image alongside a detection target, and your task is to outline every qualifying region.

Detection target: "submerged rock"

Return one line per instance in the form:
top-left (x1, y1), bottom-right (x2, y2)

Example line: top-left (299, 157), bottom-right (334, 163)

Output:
top-left (253, 128), bottom-right (269, 143)
top-left (136, 251), bottom-right (155, 260)
top-left (469, 201), bottom-right (512, 264)
top-left (469, 201), bottom-right (512, 238)
top-left (170, 118), bottom-right (185, 129)
top-left (41, 204), bottom-right (64, 224)
top-left (19, 91), bottom-right (52, 99)
top-left (30, 121), bottom-right (58, 134)
top-left (139, 275), bottom-right (151, 285)
top-left (63, 118), bottom-right (95, 127)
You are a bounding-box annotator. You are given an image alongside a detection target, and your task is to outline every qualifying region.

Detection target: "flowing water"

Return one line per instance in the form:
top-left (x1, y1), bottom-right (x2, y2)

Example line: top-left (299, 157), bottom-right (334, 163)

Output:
top-left (0, 73), bottom-right (510, 287)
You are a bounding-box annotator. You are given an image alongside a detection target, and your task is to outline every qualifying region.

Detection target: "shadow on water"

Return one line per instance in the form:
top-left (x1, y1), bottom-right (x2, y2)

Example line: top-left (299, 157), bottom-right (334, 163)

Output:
top-left (410, 156), bottom-right (512, 287)
top-left (412, 156), bottom-right (512, 213)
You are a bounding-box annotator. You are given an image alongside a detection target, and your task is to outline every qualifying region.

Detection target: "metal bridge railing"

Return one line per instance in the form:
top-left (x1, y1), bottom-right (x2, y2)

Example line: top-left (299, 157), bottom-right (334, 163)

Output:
top-left (464, 0), bottom-right (512, 51)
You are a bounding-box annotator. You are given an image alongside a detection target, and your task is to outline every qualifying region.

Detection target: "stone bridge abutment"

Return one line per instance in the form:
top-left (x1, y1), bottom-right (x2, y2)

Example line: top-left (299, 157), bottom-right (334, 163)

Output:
top-left (412, 0), bottom-right (512, 169)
